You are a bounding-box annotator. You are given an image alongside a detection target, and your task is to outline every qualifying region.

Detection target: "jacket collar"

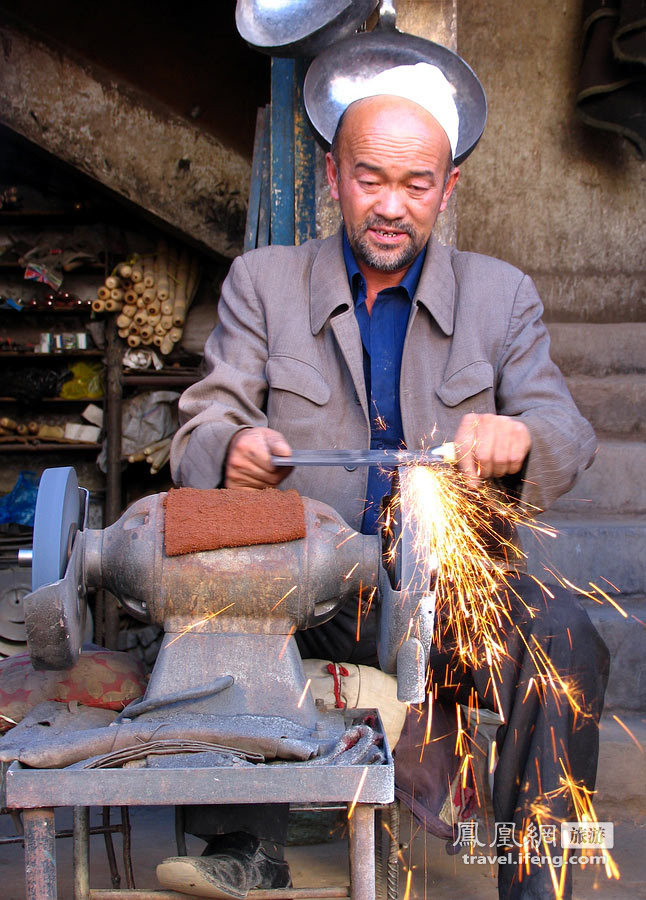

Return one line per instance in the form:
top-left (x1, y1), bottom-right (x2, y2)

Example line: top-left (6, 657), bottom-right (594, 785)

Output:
top-left (310, 226), bottom-right (456, 336)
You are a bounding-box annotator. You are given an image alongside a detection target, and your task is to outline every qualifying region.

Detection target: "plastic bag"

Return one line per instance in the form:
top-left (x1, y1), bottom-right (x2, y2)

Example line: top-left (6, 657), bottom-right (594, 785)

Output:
top-left (59, 361), bottom-right (104, 399)
top-left (0, 472), bottom-right (39, 526)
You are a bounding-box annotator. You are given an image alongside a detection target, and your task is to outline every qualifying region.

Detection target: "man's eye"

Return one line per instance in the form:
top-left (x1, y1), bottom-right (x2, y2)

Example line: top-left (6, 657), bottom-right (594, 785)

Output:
top-left (409, 184), bottom-right (429, 194)
top-left (360, 180), bottom-right (379, 188)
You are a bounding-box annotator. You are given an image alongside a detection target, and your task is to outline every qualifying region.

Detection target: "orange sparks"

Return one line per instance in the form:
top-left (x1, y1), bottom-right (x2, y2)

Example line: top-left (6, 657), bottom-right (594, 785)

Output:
top-left (347, 766), bottom-right (369, 819)
top-left (344, 562), bottom-right (360, 581)
top-left (402, 868), bottom-right (413, 900)
top-left (611, 714), bottom-right (643, 752)
top-left (297, 678), bottom-right (312, 708)
top-left (270, 585), bottom-right (297, 612)
top-left (278, 624), bottom-right (296, 659)
top-left (165, 603), bottom-right (235, 646)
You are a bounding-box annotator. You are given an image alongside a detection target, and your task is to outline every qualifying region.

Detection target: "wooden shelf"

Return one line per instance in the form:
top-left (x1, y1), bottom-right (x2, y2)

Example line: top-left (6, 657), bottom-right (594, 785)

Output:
top-left (0, 442), bottom-right (101, 452)
top-left (0, 350), bottom-right (103, 358)
top-left (0, 396), bottom-right (104, 404)
top-left (123, 372), bottom-right (199, 388)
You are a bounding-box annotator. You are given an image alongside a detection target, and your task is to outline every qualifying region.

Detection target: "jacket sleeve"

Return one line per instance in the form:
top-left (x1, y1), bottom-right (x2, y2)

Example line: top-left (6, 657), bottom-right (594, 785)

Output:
top-left (170, 255), bottom-right (269, 488)
top-left (495, 275), bottom-right (597, 512)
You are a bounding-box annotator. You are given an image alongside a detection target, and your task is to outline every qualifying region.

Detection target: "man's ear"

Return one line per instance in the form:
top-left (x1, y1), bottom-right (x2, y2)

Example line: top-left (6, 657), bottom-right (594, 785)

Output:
top-left (439, 166), bottom-right (460, 213)
top-left (325, 152), bottom-right (340, 201)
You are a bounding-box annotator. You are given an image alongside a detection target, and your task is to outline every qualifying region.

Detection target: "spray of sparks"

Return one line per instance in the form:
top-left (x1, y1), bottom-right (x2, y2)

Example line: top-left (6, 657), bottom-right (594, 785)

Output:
top-left (378, 459), bottom-right (637, 891)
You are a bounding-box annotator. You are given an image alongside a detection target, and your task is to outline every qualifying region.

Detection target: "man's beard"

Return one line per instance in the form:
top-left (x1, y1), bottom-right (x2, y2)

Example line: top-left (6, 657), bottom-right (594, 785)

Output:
top-left (347, 216), bottom-right (426, 273)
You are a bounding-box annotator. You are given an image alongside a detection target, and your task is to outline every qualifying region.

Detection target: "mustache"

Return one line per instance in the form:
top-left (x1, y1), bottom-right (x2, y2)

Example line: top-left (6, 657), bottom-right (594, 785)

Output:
top-left (362, 216), bottom-right (416, 237)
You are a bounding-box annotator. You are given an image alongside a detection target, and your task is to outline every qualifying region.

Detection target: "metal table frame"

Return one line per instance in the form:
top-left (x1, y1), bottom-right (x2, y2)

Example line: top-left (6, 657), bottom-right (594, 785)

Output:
top-left (5, 753), bottom-right (394, 900)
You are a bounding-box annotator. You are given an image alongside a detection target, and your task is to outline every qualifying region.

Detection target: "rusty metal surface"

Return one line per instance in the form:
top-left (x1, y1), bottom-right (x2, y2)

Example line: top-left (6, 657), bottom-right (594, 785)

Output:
top-left (348, 804), bottom-right (376, 900)
top-left (83, 494), bottom-right (379, 633)
top-left (90, 889), bottom-right (349, 899)
top-left (23, 807), bottom-right (57, 900)
top-left (6, 758), bottom-right (394, 809)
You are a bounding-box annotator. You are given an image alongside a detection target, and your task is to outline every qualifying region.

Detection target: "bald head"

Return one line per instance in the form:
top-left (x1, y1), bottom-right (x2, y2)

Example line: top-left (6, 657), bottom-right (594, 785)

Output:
top-left (331, 95), bottom-right (454, 182)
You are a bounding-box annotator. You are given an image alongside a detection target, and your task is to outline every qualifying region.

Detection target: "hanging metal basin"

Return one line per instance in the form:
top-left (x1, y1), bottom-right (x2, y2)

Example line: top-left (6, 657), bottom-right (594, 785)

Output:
top-left (303, 5), bottom-right (487, 164)
top-left (235, 0), bottom-right (378, 58)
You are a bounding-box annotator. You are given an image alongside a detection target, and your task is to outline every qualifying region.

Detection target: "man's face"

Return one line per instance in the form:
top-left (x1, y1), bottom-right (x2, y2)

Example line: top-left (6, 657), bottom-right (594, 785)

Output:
top-left (326, 96), bottom-right (459, 275)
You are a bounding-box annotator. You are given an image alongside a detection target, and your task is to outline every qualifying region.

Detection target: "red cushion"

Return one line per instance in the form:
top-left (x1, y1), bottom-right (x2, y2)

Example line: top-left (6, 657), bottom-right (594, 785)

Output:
top-left (0, 649), bottom-right (146, 732)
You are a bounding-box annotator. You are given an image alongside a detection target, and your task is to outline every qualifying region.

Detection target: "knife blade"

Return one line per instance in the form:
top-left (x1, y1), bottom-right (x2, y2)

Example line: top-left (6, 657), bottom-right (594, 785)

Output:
top-left (270, 443), bottom-right (455, 467)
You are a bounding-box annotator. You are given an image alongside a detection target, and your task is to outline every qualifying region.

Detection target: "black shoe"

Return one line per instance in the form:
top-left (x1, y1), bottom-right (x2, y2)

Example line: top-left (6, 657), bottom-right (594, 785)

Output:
top-left (157, 831), bottom-right (292, 899)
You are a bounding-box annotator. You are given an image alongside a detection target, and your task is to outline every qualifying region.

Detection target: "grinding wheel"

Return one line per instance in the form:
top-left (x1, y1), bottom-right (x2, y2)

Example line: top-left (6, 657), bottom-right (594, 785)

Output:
top-left (25, 467), bottom-right (87, 670)
top-left (31, 467), bottom-right (81, 591)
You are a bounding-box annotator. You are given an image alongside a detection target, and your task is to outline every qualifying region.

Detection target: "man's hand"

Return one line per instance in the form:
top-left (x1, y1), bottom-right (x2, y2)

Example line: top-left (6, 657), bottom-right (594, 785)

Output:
top-left (454, 413), bottom-right (531, 483)
top-left (224, 427), bottom-right (293, 489)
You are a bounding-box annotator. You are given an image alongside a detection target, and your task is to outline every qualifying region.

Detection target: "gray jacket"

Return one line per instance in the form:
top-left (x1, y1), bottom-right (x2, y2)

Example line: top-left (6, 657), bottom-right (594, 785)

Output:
top-left (171, 229), bottom-right (596, 532)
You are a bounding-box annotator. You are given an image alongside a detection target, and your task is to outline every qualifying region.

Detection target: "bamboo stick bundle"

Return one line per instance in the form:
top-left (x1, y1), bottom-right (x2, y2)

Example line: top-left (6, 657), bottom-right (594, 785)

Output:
top-left (127, 334), bottom-right (142, 348)
top-left (97, 286), bottom-right (110, 301)
top-left (125, 289), bottom-right (138, 305)
top-left (147, 301), bottom-right (161, 317)
top-left (150, 443), bottom-right (171, 475)
top-left (171, 250), bottom-right (190, 327)
top-left (116, 314), bottom-right (133, 329)
top-left (154, 322), bottom-right (167, 337)
top-left (143, 288), bottom-right (156, 305)
top-left (140, 324), bottom-right (154, 340)
top-left (128, 450), bottom-right (146, 463)
top-left (121, 304), bottom-right (137, 319)
top-left (105, 275), bottom-right (121, 291)
top-left (110, 289), bottom-right (124, 302)
top-left (134, 309), bottom-right (148, 326)
top-left (160, 314), bottom-right (173, 332)
top-left (134, 282), bottom-right (146, 296)
top-left (160, 334), bottom-right (173, 355)
top-left (148, 314), bottom-right (161, 327)
top-left (92, 299), bottom-right (106, 313)
top-left (118, 327), bottom-right (130, 339)
top-left (152, 334), bottom-right (164, 348)
top-left (104, 299), bottom-right (122, 313)
top-left (161, 246), bottom-right (178, 316)
top-left (169, 326), bottom-right (183, 344)
top-left (136, 296), bottom-right (146, 309)
top-left (130, 259), bottom-right (143, 283)
top-left (141, 335), bottom-right (153, 346)
top-left (117, 262), bottom-right (132, 280)
top-left (143, 255), bottom-right (155, 289)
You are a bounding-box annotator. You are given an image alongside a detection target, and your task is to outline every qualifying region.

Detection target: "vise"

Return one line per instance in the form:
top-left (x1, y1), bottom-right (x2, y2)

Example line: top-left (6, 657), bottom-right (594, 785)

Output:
top-left (20, 461), bottom-right (443, 736)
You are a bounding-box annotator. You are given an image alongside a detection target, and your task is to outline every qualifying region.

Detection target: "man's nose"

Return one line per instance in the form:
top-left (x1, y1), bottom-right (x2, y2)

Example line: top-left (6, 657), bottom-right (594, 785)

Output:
top-left (373, 187), bottom-right (406, 220)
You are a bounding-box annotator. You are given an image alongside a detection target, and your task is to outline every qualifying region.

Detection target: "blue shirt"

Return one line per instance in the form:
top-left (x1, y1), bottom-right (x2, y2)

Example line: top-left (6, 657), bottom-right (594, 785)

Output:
top-left (342, 231), bottom-right (427, 534)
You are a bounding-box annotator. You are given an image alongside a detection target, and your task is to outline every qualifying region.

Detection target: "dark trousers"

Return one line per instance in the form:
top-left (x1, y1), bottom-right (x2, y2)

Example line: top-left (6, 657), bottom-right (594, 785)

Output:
top-left (187, 575), bottom-right (609, 900)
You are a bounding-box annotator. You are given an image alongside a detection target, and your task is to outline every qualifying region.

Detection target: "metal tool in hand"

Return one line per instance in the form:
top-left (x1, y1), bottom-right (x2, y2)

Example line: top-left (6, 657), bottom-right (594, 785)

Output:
top-left (271, 442), bottom-right (455, 468)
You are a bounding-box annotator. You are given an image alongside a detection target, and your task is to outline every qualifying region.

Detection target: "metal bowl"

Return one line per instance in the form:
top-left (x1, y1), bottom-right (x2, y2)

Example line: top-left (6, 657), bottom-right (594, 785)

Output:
top-left (303, 29), bottom-right (487, 164)
top-left (235, 0), bottom-right (378, 58)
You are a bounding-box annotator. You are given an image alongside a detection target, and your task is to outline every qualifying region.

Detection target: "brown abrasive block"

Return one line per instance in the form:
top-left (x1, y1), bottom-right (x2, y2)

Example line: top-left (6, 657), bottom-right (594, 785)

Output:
top-left (163, 487), bottom-right (306, 556)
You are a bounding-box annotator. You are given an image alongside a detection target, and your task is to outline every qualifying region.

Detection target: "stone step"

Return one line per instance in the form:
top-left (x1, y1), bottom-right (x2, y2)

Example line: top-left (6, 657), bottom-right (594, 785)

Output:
top-left (594, 712), bottom-right (646, 822)
top-left (584, 598), bottom-right (646, 712)
top-left (565, 375), bottom-right (646, 434)
top-left (520, 513), bottom-right (646, 595)
top-left (552, 438), bottom-right (646, 513)
top-left (547, 322), bottom-right (646, 376)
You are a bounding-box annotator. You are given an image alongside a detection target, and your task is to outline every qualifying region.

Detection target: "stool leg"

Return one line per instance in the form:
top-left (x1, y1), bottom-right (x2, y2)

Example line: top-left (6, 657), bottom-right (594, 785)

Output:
top-left (73, 807), bottom-right (90, 900)
top-left (348, 804), bottom-right (376, 900)
top-left (24, 807), bottom-right (57, 900)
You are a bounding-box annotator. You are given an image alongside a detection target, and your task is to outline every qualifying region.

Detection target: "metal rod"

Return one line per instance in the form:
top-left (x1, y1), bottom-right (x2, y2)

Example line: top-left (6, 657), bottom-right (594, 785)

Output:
top-left (348, 804), bottom-right (376, 900)
top-left (73, 807), bottom-right (90, 900)
top-left (90, 889), bottom-right (349, 899)
top-left (104, 317), bottom-right (123, 650)
top-left (24, 807), bottom-right (57, 900)
top-left (0, 823), bottom-right (126, 846)
top-left (122, 806), bottom-right (135, 890)
top-left (271, 444), bottom-right (455, 467)
top-left (102, 806), bottom-right (121, 889)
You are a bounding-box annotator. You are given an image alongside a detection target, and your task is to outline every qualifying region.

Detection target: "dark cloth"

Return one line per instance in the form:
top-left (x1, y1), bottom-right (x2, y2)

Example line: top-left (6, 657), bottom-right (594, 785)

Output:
top-left (342, 232), bottom-right (427, 532)
top-left (184, 804), bottom-right (290, 851)
top-left (576, 0), bottom-right (646, 158)
top-left (297, 575), bottom-right (609, 900)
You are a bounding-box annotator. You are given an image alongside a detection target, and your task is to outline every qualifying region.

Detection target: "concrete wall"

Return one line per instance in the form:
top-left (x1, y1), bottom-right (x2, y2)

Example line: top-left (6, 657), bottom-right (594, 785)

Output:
top-left (456, 0), bottom-right (645, 322)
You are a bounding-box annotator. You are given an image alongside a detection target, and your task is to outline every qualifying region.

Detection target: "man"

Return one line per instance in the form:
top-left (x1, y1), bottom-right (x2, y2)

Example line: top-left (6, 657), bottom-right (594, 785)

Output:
top-left (166, 64), bottom-right (608, 900)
